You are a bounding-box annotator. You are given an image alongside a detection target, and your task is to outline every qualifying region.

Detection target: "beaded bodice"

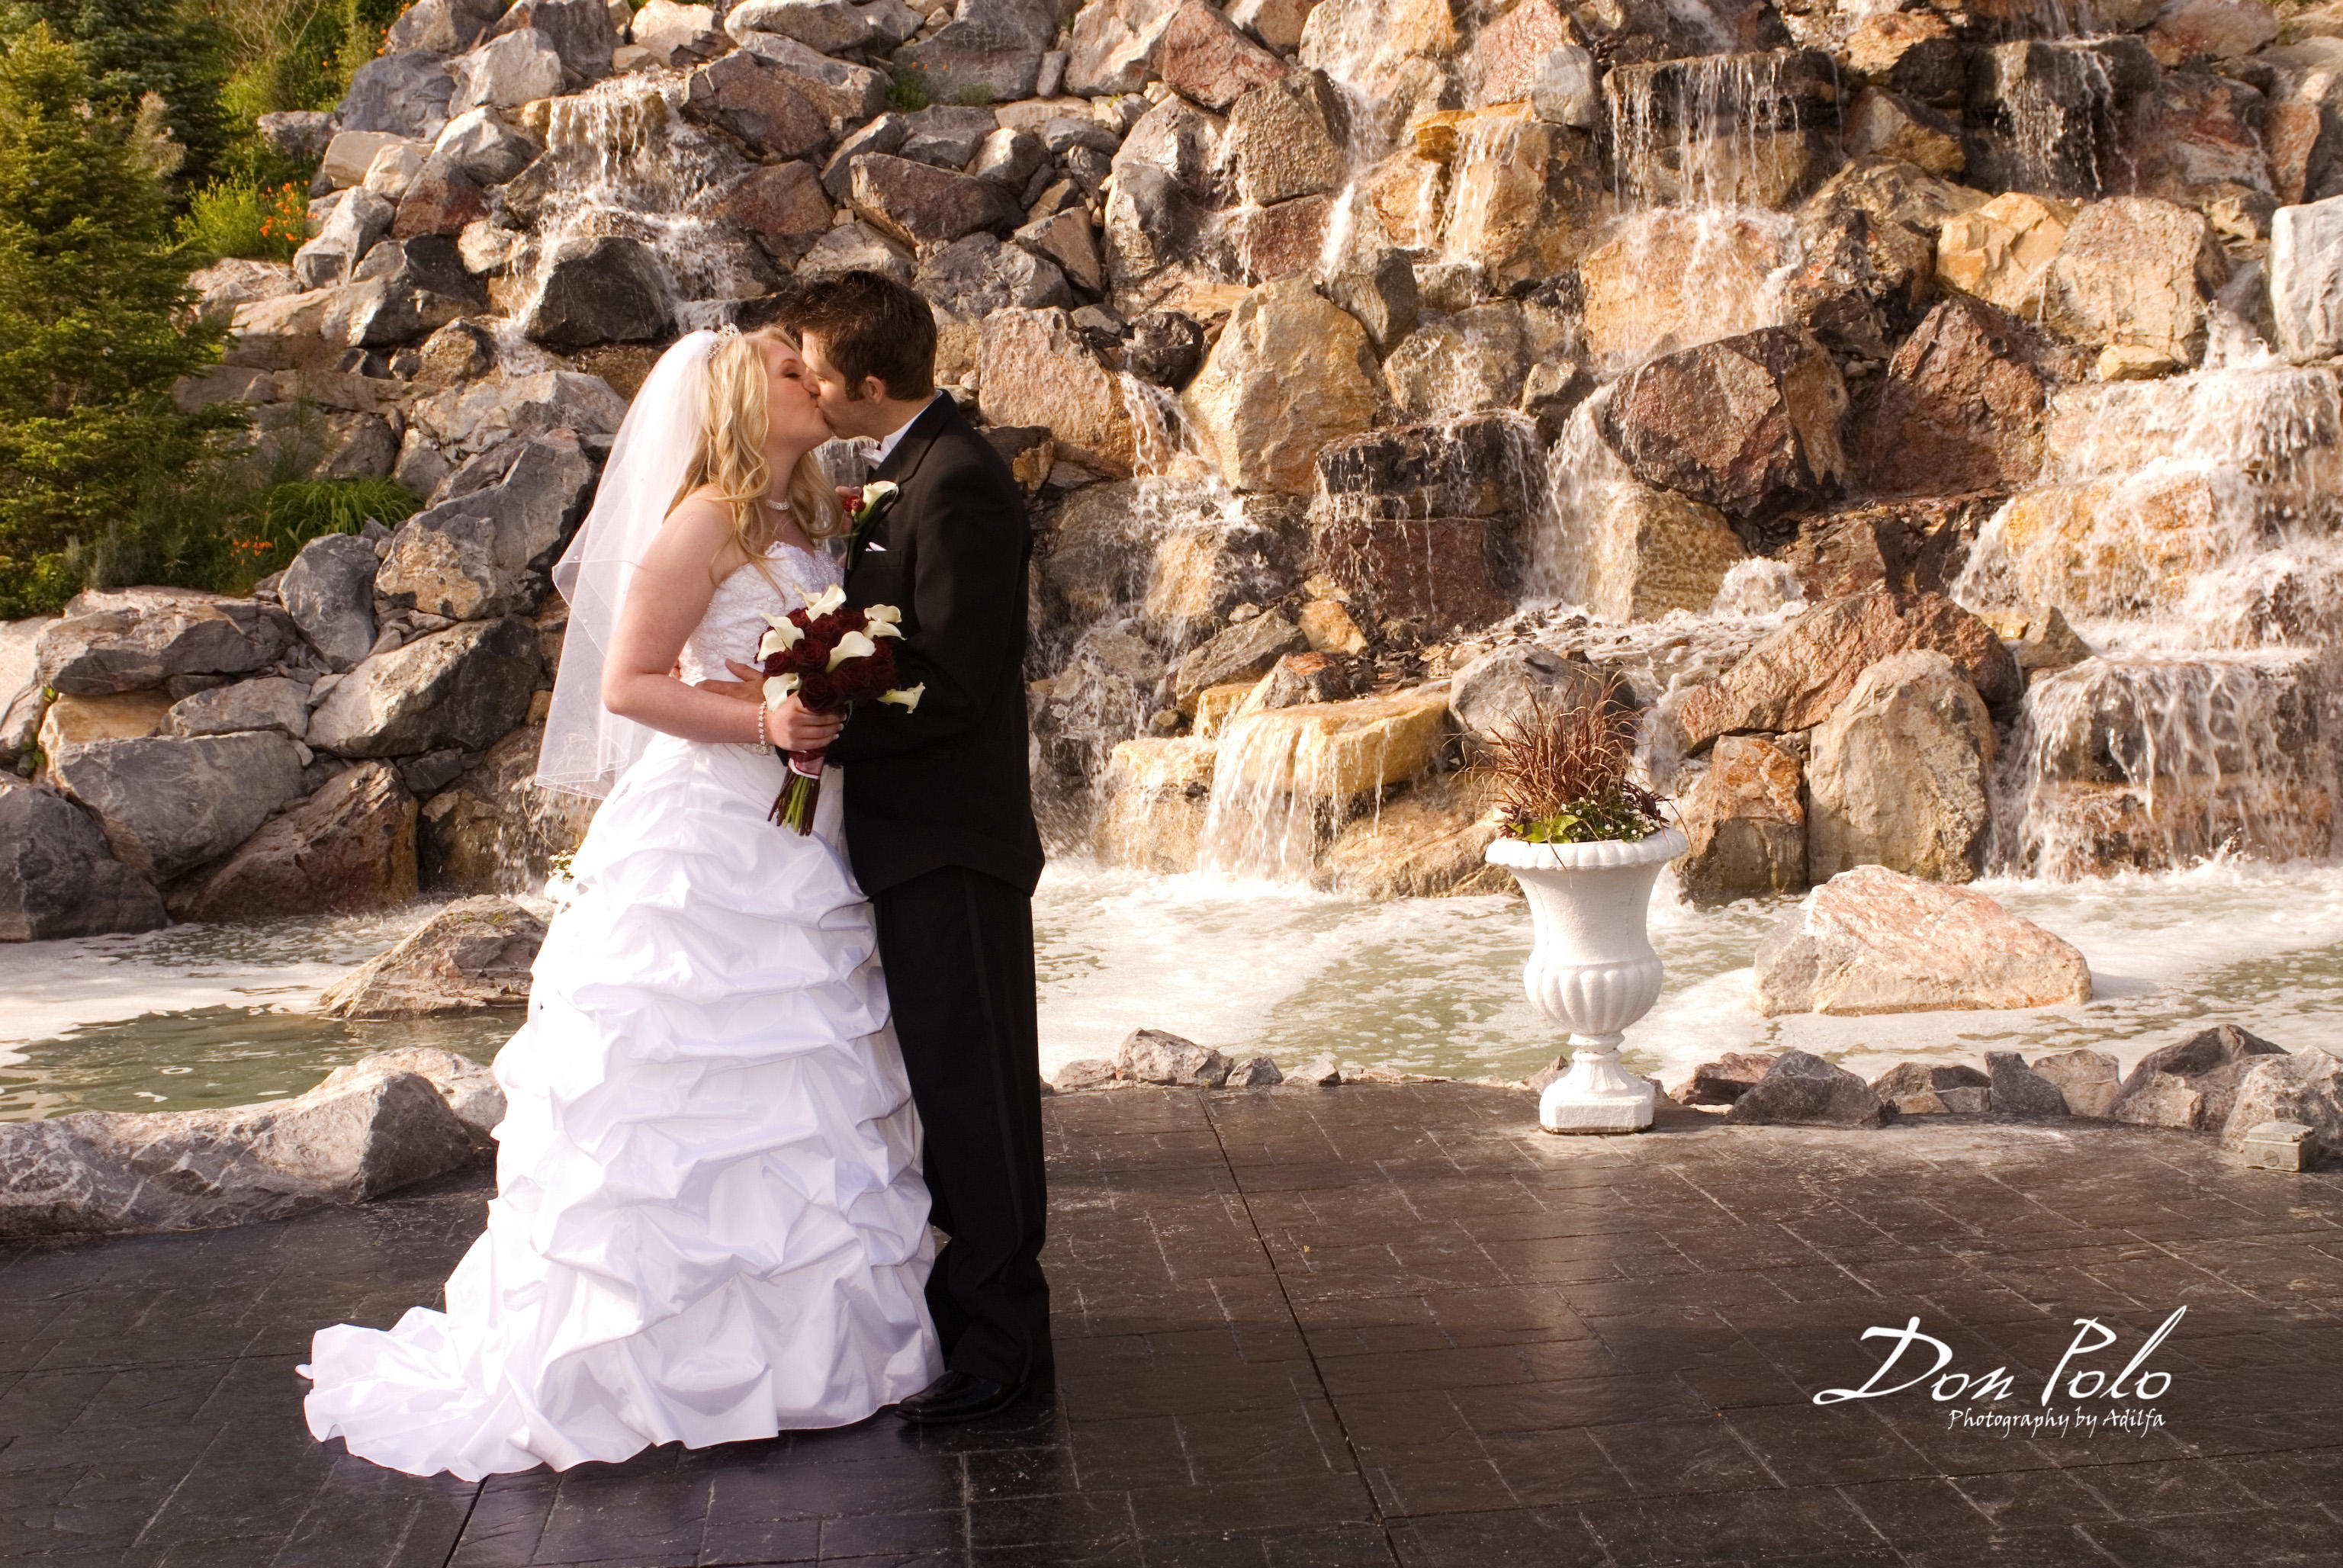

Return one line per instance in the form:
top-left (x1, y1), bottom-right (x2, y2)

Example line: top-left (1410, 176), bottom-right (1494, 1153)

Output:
top-left (677, 542), bottom-right (842, 688)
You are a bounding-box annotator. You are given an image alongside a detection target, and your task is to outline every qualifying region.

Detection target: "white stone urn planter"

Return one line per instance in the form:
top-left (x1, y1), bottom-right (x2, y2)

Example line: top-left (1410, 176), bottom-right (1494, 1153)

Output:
top-left (1486, 825), bottom-right (1689, 1134)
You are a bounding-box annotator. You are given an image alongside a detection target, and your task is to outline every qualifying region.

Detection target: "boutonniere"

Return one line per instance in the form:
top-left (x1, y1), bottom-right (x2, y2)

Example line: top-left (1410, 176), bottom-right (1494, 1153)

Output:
top-left (844, 480), bottom-right (901, 569)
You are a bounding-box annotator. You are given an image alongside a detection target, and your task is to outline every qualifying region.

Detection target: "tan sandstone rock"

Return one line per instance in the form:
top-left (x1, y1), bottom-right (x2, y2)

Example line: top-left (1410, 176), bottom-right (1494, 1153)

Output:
top-left (1183, 277), bottom-right (1380, 496)
top-left (1805, 649), bottom-right (1994, 885)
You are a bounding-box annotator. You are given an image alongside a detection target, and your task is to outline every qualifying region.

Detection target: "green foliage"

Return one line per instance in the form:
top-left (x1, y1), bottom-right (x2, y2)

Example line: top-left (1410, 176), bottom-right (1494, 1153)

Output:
top-left (249, 474), bottom-right (418, 563)
top-left (950, 82), bottom-right (995, 108)
top-left (886, 61), bottom-right (930, 111)
top-left (176, 173), bottom-right (306, 259)
top-left (1512, 798), bottom-right (1666, 846)
top-left (0, 25), bottom-right (244, 617)
top-left (0, 0), bottom-right (233, 184)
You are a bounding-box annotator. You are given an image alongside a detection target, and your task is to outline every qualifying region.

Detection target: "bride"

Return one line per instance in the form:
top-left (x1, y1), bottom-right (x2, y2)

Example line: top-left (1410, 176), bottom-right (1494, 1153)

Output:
top-left (299, 326), bottom-right (943, 1480)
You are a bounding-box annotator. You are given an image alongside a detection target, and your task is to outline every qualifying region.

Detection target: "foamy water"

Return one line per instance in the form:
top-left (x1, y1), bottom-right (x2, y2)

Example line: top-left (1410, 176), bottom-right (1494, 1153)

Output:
top-left (6, 861), bottom-right (2343, 1118)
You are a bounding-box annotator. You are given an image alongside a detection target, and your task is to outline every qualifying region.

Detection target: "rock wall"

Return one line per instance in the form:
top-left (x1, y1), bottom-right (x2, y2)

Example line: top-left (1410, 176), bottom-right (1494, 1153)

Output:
top-left (12, 0), bottom-right (2343, 937)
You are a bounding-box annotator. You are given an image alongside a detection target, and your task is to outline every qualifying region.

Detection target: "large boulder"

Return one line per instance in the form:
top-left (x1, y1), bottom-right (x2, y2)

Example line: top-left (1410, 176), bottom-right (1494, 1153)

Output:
top-left (376, 432), bottom-right (596, 621)
top-left (1316, 772), bottom-right (1509, 899)
top-left (166, 676), bottom-right (310, 740)
top-left (1092, 736), bottom-right (1214, 874)
top-left (1446, 644), bottom-right (1609, 750)
top-left (2108, 1023), bottom-right (2290, 1130)
top-left (488, 0), bottom-right (619, 83)
top-left (0, 1062), bottom-right (481, 1238)
top-left (683, 47), bottom-right (829, 159)
top-left (449, 28), bottom-right (564, 114)
top-left (1172, 612), bottom-right (1306, 712)
top-left (169, 762), bottom-right (419, 923)
top-left (1805, 649), bottom-right (1994, 885)
top-left (2039, 197), bottom-right (2232, 365)
top-left (48, 731), bottom-right (307, 881)
top-left (342, 51), bottom-right (455, 141)
top-left (2223, 1046), bottom-right (2343, 1158)
top-left (521, 235), bottom-right (676, 349)
top-left (280, 532), bottom-right (380, 673)
top-left (1753, 865), bottom-right (2094, 1016)
top-left (1103, 96), bottom-right (1221, 281)
top-left (1580, 210), bottom-right (1797, 361)
top-left (897, 0), bottom-right (1060, 101)
top-left (1853, 295), bottom-right (2059, 500)
top-left (1676, 734), bottom-right (1806, 898)
top-left (1723, 1051), bottom-right (1889, 1126)
top-left (1223, 76), bottom-right (1343, 206)
top-left (1673, 590), bottom-right (2022, 751)
top-left (1935, 191), bottom-right (2075, 318)
top-left (977, 308), bottom-right (1137, 477)
top-left (1183, 277), bottom-right (1380, 497)
top-left (319, 1046), bottom-right (504, 1145)
top-left (0, 615), bottom-right (54, 763)
top-left (848, 154), bottom-right (1024, 248)
top-left (1154, 0), bottom-right (1289, 111)
top-left (2271, 194), bottom-right (2343, 364)
top-left (2031, 1047), bottom-right (2121, 1119)
top-left (1870, 1061), bottom-right (1991, 1115)
top-left (1963, 38), bottom-right (2158, 198)
top-left (320, 895), bottom-right (547, 1019)
top-left (294, 187), bottom-right (397, 289)
top-left (407, 368), bottom-right (628, 461)
top-left (1117, 1027), bottom-right (1232, 1087)
top-left (327, 235), bottom-right (490, 349)
top-left (914, 234), bottom-right (1069, 323)
top-left (416, 722), bottom-right (597, 893)
top-left (389, 0), bottom-right (506, 53)
top-left (1211, 688), bottom-right (1450, 805)
top-left (1310, 511), bottom-right (1519, 634)
top-left (36, 590), bottom-right (294, 696)
top-left (307, 618), bottom-right (542, 759)
top-left (728, 0), bottom-right (876, 53)
top-left (1573, 483), bottom-right (1747, 623)
top-left (0, 779), bottom-right (167, 940)
top-left (1596, 326), bottom-right (1850, 532)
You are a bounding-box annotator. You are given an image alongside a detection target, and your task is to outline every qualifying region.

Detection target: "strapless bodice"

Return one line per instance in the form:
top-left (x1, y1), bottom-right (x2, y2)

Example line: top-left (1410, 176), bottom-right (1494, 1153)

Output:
top-left (678, 542), bottom-right (843, 688)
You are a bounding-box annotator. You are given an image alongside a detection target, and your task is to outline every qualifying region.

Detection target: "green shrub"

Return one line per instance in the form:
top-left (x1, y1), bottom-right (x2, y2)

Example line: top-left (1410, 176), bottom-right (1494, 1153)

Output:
top-left (176, 175), bottom-right (307, 261)
top-left (950, 82), bottom-right (995, 108)
top-left (245, 474), bottom-right (419, 568)
top-left (0, 0), bottom-right (234, 185)
top-left (0, 26), bottom-right (244, 616)
top-left (886, 61), bottom-right (930, 111)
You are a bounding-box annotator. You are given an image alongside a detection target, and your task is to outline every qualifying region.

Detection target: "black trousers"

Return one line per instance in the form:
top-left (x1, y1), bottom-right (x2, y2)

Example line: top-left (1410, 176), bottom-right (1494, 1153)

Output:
top-left (872, 864), bottom-right (1052, 1387)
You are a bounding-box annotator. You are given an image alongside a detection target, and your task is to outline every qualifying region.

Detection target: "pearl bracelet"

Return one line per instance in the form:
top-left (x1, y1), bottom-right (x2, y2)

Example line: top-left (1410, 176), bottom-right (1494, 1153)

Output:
top-left (754, 703), bottom-right (770, 748)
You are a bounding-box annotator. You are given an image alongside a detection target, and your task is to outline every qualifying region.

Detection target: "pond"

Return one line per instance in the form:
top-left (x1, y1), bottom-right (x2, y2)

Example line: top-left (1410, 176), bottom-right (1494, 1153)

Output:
top-left (6, 859), bottom-right (2343, 1120)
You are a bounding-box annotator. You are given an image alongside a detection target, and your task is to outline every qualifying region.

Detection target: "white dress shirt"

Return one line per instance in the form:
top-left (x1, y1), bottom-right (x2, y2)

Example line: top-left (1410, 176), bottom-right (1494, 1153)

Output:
top-left (867, 390), bottom-right (947, 471)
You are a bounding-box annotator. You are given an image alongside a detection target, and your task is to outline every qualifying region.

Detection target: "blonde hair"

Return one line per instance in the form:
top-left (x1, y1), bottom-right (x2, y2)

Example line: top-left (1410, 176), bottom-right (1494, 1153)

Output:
top-left (670, 326), bottom-right (847, 570)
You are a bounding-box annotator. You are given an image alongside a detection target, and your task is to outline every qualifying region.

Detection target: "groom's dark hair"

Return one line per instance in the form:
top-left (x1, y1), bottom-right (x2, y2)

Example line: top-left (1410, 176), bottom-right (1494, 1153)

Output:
top-left (786, 271), bottom-right (937, 402)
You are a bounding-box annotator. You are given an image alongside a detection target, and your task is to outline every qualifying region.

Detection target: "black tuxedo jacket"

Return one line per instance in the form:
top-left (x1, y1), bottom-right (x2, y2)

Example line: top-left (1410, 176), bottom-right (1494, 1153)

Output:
top-left (830, 395), bottom-right (1046, 897)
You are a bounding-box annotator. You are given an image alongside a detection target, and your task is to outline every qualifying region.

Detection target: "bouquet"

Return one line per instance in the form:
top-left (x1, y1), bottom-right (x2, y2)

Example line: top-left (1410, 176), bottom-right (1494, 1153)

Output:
top-left (757, 583), bottom-right (924, 833)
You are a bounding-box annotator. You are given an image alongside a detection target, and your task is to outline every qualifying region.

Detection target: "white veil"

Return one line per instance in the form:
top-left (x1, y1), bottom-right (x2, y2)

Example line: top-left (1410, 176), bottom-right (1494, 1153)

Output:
top-left (535, 329), bottom-right (725, 798)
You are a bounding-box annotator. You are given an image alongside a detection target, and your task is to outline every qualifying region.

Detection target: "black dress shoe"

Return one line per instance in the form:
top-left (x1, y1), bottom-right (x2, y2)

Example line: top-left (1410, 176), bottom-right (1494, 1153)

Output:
top-left (891, 1370), bottom-right (1027, 1425)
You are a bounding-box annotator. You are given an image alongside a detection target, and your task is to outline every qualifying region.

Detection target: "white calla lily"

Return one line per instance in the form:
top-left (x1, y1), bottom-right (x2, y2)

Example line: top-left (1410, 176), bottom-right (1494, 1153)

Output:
top-left (878, 684), bottom-right (924, 710)
top-left (762, 673), bottom-right (800, 705)
top-left (864, 603), bottom-right (902, 624)
top-left (826, 630), bottom-right (877, 671)
top-left (865, 619), bottom-right (902, 639)
top-left (860, 480), bottom-right (899, 509)
top-left (757, 622), bottom-right (801, 658)
top-left (806, 584), bottom-right (848, 618)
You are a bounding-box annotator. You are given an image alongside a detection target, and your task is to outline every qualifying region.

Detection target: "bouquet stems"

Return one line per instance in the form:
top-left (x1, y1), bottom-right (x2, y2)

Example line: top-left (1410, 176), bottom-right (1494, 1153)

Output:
top-left (773, 751), bottom-right (825, 834)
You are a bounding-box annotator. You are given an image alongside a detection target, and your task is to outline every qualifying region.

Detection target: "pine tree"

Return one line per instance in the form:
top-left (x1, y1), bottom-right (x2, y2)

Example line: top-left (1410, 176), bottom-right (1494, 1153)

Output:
top-left (0, 24), bottom-right (239, 616)
top-left (0, 0), bottom-right (232, 184)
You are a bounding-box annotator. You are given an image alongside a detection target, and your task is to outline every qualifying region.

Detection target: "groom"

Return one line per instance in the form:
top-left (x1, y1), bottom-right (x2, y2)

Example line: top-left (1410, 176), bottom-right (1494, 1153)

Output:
top-left (786, 272), bottom-right (1052, 1423)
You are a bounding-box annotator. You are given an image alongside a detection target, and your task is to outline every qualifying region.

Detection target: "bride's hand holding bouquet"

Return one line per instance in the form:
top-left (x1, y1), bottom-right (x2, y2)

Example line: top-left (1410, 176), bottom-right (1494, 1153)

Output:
top-left (757, 583), bottom-right (924, 833)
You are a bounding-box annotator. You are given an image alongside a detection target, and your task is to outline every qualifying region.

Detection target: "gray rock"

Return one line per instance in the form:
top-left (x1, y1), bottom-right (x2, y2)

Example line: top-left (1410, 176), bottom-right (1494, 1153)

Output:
top-left (915, 233), bottom-right (1071, 324)
top-left (0, 780), bottom-right (166, 940)
top-left (1014, 208), bottom-right (1104, 295)
top-left (327, 236), bottom-right (490, 349)
top-left (521, 235), bottom-right (676, 349)
top-left (1670, 1052), bottom-right (1780, 1106)
top-left (1066, 0), bottom-right (1176, 97)
top-left (897, 0), bottom-right (1061, 102)
top-left (488, 0), bottom-right (619, 84)
top-left (1172, 611), bottom-right (1304, 711)
top-left (727, 0), bottom-right (873, 53)
top-left (849, 153), bottom-right (1025, 248)
top-left (281, 532), bottom-right (381, 672)
top-left (2110, 1023), bottom-right (2290, 1133)
top-left (34, 590), bottom-right (294, 696)
top-left (50, 731), bottom-right (307, 880)
top-left (1869, 1061), bottom-right (1991, 1115)
top-left (2030, 1048), bottom-right (2121, 1119)
top-left (169, 761), bottom-right (418, 923)
top-left (389, 0), bottom-right (506, 53)
top-left (820, 113), bottom-right (908, 199)
top-left (435, 108), bottom-right (541, 187)
top-left (684, 47), bottom-right (831, 159)
top-left (2113, 1070), bottom-right (2205, 1130)
top-left (1531, 43), bottom-right (1600, 128)
top-left (294, 187), bottom-right (397, 290)
top-left (166, 676), bottom-right (310, 740)
top-left (1116, 1027), bottom-right (1231, 1087)
top-left (798, 219), bottom-right (916, 281)
top-left (320, 895), bottom-right (547, 1019)
top-left (451, 26), bottom-right (566, 112)
top-left (407, 367), bottom-right (628, 461)
top-left (319, 1046), bottom-right (505, 1143)
top-left (2271, 194), bottom-right (2343, 365)
top-left (377, 432), bottom-right (596, 621)
top-left (1805, 649), bottom-right (1993, 886)
top-left (256, 110), bottom-right (337, 162)
top-left (416, 721), bottom-right (596, 893)
top-left (2221, 1046), bottom-right (2343, 1158)
top-left (1226, 1056), bottom-right (1284, 1088)
top-left (0, 1065), bottom-right (480, 1238)
top-left (1, 615), bottom-right (56, 760)
top-left (342, 51), bottom-right (456, 141)
top-left (307, 617), bottom-right (541, 759)
top-left (1053, 1057), bottom-right (1119, 1091)
top-left (1723, 1050), bottom-right (1889, 1126)
top-left (1985, 1051), bottom-right (2069, 1120)
top-left (1126, 308), bottom-right (1205, 387)
top-left (858, 0), bottom-right (920, 47)
top-left (899, 104), bottom-right (998, 169)
top-left (972, 126), bottom-right (1049, 191)
top-left (1286, 1052), bottom-right (1341, 1087)
top-left (1448, 644), bottom-right (1609, 750)
top-left (1326, 249), bottom-right (1420, 355)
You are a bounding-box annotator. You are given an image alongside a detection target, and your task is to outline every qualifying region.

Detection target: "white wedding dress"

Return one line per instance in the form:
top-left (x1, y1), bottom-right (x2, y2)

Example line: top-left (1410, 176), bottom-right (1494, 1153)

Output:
top-left (301, 543), bottom-right (941, 1481)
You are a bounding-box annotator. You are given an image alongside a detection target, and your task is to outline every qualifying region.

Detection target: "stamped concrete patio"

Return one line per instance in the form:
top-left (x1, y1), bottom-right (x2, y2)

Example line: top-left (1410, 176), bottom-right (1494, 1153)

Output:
top-left (4, 1084), bottom-right (2341, 1567)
